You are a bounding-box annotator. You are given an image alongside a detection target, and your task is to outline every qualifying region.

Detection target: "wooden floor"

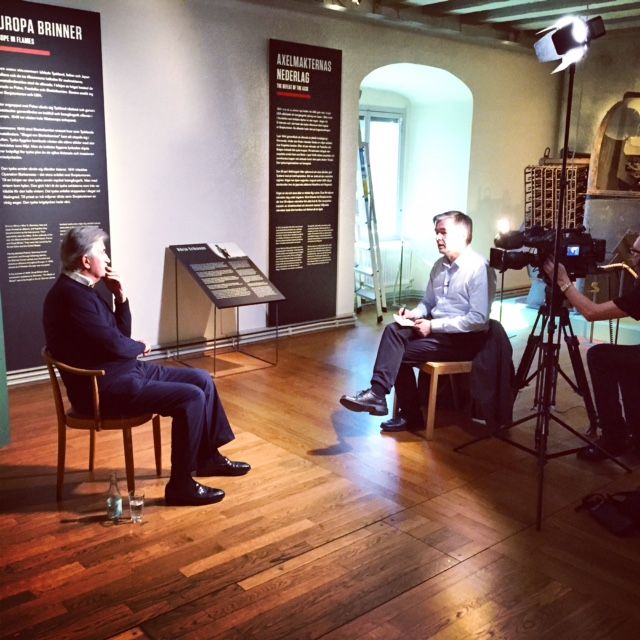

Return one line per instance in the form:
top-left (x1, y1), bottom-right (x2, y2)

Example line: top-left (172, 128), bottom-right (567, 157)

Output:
top-left (2, 306), bottom-right (640, 639)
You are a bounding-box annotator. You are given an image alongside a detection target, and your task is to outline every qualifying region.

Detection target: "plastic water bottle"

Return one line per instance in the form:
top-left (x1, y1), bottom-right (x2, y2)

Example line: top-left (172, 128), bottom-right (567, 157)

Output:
top-left (106, 473), bottom-right (123, 521)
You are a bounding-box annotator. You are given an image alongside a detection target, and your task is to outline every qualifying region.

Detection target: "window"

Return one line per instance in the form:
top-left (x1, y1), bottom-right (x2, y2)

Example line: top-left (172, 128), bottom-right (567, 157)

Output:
top-left (359, 110), bottom-right (404, 240)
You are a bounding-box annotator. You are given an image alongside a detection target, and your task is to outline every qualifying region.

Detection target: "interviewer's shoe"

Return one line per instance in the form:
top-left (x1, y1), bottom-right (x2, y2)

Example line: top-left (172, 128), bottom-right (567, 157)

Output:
top-left (165, 480), bottom-right (225, 506)
top-left (380, 416), bottom-right (423, 433)
top-left (196, 456), bottom-right (251, 477)
top-left (576, 435), bottom-right (629, 462)
top-left (340, 388), bottom-right (388, 416)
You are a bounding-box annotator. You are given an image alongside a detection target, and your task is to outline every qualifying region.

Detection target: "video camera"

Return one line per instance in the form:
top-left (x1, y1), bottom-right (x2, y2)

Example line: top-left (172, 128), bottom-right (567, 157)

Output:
top-left (489, 225), bottom-right (606, 279)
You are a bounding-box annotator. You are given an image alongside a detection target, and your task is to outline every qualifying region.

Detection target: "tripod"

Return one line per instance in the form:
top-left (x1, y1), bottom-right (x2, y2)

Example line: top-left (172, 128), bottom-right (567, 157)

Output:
top-left (514, 285), bottom-right (598, 439)
top-left (456, 285), bottom-right (631, 529)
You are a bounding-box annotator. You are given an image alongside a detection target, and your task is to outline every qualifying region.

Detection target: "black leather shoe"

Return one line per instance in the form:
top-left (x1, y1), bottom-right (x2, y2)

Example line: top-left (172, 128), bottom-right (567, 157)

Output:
top-left (165, 480), bottom-right (225, 506)
top-left (380, 416), bottom-right (423, 433)
top-left (196, 456), bottom-right (251, 477)
top-left (576, 436), bottom-right (628, 462)
top-left (340, 388), bottom-right (388, 416)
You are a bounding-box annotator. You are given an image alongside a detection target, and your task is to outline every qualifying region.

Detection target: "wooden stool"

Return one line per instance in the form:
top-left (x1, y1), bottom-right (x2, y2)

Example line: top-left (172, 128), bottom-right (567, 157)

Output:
top-left (390, 360), bottom-right (473, 439)
top-left (420, 360), bottom-right (472, 440)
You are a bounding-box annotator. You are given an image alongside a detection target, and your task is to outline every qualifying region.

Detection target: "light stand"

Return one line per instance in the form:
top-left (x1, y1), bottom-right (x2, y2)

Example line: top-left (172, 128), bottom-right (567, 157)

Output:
top-left (457, 17), bottom-right (618, 531)
top-left (533, 16), bottom-right (610, 529)
top-left (531, 61), bottom-right (576, 529)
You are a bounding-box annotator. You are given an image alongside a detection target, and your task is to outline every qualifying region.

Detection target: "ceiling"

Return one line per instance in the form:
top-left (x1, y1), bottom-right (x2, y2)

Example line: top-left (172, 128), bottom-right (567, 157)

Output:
top-left (260, 0), bottom-right (640, 50)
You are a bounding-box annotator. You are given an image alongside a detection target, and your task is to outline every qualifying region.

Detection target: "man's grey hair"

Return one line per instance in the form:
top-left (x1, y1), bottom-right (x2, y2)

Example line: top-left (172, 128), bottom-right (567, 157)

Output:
top-left (60, 226), bottom-right (108, 271)
top-left (432, 210), bottom-right (473, 244)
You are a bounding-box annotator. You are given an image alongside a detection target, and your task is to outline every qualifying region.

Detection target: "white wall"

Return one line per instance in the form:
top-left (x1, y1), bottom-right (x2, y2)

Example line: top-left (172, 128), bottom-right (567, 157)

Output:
top-left (40, 0), bottom-right (560, 345)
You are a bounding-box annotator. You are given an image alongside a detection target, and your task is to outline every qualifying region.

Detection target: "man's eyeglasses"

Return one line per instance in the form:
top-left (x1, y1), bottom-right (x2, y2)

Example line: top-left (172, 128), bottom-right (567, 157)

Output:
top-left (630, 247), bottom-right (640, 256)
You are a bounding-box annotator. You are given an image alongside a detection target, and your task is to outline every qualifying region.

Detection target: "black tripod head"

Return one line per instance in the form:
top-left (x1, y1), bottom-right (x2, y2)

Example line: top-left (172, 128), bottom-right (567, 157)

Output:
top-left (540, 280), bottom-right (573, 319)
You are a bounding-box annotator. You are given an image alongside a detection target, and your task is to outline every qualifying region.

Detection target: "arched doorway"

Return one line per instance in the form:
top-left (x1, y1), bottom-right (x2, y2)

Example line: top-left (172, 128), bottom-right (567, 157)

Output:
top-left (357, 63), bottom-right (473, 307)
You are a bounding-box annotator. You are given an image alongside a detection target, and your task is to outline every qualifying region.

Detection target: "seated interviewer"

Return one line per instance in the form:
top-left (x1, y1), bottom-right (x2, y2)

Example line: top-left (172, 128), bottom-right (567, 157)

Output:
top-left (340, 211), bottom-right (496, 432)
top-left (43, 226), bottom-right (250, 506)
top-left (543, 233), bottom-right (640, 460)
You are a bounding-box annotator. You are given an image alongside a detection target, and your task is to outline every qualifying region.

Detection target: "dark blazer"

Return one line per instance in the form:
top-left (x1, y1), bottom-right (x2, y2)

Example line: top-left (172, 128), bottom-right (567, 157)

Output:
top-left (43, 274), bottom-right (145, 412)
top-left (470, 319), bottom-right (515, 430)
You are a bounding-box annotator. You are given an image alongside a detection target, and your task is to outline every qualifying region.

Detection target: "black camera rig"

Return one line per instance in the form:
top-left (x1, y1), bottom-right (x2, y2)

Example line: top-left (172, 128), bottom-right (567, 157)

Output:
top-left (489, 225), bottom-right (606, 279)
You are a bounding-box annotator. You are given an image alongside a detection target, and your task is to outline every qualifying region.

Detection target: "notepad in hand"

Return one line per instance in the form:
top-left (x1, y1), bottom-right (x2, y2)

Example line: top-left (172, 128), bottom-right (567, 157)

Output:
top-left (393, 314), bottom-right (415, 327)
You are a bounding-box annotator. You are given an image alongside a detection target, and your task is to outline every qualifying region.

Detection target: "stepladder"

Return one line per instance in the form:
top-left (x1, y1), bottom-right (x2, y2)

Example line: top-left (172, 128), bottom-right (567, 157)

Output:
top-left (355, 138), bottom-right (386, 322)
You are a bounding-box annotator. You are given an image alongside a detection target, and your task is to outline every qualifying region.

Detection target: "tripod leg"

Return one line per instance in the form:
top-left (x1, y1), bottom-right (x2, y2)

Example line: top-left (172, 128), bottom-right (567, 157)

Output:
top-left (535, 339), bottom-right (556, 530)
top-left (564, 333), bottom-right (599, 436)
top-left (515, 333), bottom-right (541, 390)
top-left (547, 338), bottom-right (561, 409)
top-left (514, 310), bottom-right (547, 392)
top-left (536, 432), bottom-right (547, 530)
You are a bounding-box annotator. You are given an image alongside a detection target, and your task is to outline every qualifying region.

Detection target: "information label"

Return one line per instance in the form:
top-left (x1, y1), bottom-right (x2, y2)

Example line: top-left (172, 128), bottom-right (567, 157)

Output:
top-left (170, 243), bottom-right (285, 310)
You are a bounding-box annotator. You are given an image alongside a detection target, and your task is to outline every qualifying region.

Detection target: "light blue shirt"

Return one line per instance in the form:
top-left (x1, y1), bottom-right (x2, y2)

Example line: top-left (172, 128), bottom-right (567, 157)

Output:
top-left (413, 246), bottom-right (496, 333)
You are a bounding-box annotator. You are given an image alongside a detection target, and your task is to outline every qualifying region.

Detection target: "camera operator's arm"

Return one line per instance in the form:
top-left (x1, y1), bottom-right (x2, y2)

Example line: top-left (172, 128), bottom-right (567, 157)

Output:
top-left (543, 258), bottom-right (628, 322)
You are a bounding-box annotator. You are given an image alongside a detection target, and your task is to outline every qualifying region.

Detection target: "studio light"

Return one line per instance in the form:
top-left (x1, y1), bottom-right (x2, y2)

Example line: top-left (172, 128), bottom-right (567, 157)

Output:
top-left (534, 15), bottom-right (605, 72)
top-left (497, 217), bottom-right (511, 235)
top-left (526, 14), bottom-right (607, 531)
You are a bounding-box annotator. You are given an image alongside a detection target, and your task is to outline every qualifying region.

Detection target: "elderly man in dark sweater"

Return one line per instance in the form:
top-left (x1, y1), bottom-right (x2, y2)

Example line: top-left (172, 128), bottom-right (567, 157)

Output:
top-left (43, 226), bottom-right (249, 506)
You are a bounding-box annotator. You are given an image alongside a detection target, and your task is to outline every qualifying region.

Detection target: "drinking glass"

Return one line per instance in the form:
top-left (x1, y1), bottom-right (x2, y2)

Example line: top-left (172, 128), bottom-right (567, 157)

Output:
top-left (128, 492), bottom-right (144, 523)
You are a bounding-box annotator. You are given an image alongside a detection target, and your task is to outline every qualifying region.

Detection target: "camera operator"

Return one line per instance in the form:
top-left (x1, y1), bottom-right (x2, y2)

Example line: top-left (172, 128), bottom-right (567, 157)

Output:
top-left (543, 234), bottom-right (640, 461)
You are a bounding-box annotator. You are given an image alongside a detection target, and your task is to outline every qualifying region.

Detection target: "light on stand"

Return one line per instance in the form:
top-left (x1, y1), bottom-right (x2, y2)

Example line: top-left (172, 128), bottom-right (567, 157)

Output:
top-left (531, 16), bottom-right (611, 530)
top-left (534, 15), bottom-right (605, 72)
top-left (458, 16), bottom-right (625, 532)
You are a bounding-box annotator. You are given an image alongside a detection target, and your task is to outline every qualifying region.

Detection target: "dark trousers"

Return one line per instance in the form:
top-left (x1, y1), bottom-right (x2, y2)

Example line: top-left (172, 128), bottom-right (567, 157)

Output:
top-left (587, 343), bottom-right (640, 439)
top-left (100, 362), bottom-right (235, 480)
top-left (371, 323), bottom-right (486, 419)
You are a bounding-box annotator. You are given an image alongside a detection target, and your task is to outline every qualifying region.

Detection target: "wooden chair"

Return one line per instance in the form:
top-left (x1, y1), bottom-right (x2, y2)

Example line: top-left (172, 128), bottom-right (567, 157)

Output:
top-left (393, 360), bottom-right (473, 440)
top-left (42, 348), bottom-right (162, 500)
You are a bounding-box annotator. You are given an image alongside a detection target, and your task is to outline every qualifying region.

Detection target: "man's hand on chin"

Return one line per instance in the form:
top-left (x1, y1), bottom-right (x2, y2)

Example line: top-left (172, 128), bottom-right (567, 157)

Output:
top-left (103, 266), bottom-right (127, 303)
top-left (413, 318), bottom-right (431, 337)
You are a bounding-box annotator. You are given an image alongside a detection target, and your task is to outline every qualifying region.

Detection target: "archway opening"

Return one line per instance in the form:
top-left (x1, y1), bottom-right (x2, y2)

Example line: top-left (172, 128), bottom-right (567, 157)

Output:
top-left (357, 63), bottom-right (473, 305)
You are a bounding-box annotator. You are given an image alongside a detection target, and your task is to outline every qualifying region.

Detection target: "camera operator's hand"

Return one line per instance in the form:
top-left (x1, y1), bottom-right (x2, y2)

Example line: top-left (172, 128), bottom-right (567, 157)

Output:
top-left (413, 318), bottom-right (431, 337)
top-left (543, 256), bottom-right (629, 322)
top-left (543, 257), bottom-right (571, 290)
